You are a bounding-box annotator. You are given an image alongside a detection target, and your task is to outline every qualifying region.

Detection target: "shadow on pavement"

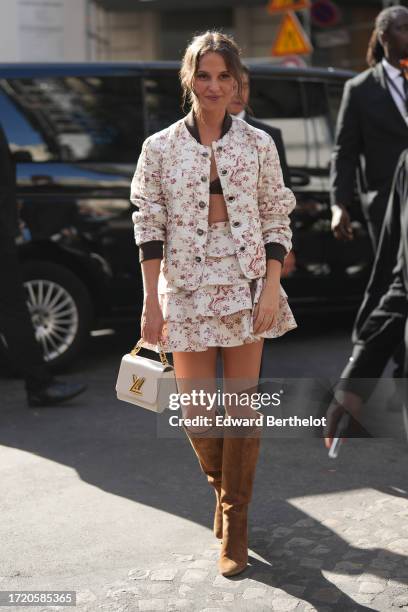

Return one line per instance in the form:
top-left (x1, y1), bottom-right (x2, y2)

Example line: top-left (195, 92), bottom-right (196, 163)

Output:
top-left (0, 318), bottom-right (407, 610)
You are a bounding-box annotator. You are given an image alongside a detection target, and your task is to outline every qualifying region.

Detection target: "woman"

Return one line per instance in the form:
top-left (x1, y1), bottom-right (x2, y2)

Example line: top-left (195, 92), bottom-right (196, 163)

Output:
top-left (130, 31), bottom-right (297, 577)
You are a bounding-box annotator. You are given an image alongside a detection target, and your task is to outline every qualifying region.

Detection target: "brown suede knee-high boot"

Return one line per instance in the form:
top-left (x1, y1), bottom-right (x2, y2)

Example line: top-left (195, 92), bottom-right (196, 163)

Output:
top-left (218, 427), bottom-right (261, 576)
top-left (183, 416), bottom-right (224, 540)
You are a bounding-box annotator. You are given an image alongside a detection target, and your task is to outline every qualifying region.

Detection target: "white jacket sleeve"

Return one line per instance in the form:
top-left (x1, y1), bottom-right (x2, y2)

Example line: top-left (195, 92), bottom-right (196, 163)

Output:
top-left (257, 132), bottom-right (296, 255)
top-left (130, 136), bottom-right (167, 245)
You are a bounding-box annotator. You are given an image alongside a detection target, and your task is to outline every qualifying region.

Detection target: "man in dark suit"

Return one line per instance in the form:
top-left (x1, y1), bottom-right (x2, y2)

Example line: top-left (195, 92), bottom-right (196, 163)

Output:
top-left (331, 5), bottom-right (408, 249)
top-left (228, 65), bottom-right (292, 189)
top-left (325, 6), bottom-right (408, 431)
top-left (0, 122), bottom-right (86, 407)
top-left (325, 149), bottom-right (408, 448)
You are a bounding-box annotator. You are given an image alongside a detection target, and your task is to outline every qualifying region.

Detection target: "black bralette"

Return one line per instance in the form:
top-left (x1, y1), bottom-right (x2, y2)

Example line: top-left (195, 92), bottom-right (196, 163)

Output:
top-left (209, 176), bottom-right (223, 194)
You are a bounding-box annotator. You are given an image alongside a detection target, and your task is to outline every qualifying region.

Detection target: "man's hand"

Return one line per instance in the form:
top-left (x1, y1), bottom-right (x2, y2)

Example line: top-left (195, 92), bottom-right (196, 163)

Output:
top-left (324, 399), bottom-right (347, 449)
top-left (323, 390), bottom-right (363, 449)
top-left (331, 204), bottom-right (354, 241)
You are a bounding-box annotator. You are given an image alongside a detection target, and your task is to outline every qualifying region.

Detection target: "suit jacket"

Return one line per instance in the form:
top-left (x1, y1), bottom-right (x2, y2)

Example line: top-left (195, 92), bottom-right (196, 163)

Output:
top-left (244, 113), bottom-right (292, 189)
top-left (131, 111), bottom-right (295, 291)
top-left (0, 123), bottom-right (18, 239)
top-left (331, 63), bottom-right (408, 220)
top-left (352, 150), bottom-right (408, 343)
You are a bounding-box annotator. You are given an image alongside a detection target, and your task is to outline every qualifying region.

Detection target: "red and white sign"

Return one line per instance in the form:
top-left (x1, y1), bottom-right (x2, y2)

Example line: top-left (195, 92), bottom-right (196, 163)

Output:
top-left (311, 0), bottom-right (341, 28)
top-left (280, 54), bottom-right (308, 67)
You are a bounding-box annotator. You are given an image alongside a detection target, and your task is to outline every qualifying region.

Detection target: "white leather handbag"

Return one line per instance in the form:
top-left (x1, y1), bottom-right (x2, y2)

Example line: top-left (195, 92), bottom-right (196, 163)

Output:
top-left (115, 338), bottom-right (178, 413)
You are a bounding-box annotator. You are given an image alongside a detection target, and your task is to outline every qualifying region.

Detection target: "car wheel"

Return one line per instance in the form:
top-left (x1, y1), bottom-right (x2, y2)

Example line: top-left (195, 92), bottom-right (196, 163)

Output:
top-left (22, 261), bottom-right (93, 370)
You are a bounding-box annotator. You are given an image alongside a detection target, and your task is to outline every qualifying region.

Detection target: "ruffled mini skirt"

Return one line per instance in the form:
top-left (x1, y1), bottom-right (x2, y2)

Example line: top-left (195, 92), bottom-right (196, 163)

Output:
top-left (141, 220), bottom-right (297, 353)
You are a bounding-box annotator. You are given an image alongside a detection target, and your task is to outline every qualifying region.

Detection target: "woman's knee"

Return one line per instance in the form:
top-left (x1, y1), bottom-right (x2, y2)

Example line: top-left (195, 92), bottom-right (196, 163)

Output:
top-left (172, 348), bottom-right (218, 420)
top-left (221, 341), bottom-right (264, 417)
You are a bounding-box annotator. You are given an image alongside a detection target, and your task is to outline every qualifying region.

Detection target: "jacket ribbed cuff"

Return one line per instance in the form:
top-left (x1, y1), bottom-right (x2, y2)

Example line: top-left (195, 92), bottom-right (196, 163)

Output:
top-left (139, 240), bottom-right (164, 263)
top-left (265, 242), bottom-right (286, 265)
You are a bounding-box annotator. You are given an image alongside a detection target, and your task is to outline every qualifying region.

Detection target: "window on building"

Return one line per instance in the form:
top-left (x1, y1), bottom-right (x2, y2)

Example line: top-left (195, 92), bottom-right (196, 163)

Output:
top-left (2, 75), bottom-right (144, 162)
top-left (159, 9), bottom-right (234, 60)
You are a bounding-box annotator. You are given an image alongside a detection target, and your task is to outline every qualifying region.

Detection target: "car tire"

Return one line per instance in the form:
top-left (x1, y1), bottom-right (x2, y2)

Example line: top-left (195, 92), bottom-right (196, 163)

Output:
top-left (22, 260), bottom-right (93, 371)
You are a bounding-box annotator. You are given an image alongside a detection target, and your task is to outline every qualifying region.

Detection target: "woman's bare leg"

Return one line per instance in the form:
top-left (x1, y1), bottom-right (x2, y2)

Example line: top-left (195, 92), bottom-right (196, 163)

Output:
top-left (221, 339), bottom-right (264, 419)
top-left (172, 347), bottom-right (219, 433)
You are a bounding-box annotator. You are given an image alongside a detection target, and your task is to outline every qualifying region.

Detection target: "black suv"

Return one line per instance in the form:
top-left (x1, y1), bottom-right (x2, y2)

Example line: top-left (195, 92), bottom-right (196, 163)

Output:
top-left (0, 61), bottom-right (371, 368)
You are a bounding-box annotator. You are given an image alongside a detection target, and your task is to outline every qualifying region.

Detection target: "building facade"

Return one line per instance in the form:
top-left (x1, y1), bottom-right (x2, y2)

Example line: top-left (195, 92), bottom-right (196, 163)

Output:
top-left (89, 0), bottom-right (401, 71)
top-left (0, 0), bottom-right (403, 69)
top-left (0, 0), bottom-right (87, 62)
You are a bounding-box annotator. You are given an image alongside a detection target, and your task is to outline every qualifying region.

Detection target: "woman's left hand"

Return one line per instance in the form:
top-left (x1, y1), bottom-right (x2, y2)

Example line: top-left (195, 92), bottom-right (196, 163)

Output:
top-left (252, 281), bottom-right (280, 335)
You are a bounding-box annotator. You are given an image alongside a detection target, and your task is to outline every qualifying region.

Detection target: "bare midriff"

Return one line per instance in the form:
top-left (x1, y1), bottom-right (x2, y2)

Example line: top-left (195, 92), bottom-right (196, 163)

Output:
top-left (208, 151), bottom-right (229, 225)
top-left (208, 194), bottom-right (229, 224)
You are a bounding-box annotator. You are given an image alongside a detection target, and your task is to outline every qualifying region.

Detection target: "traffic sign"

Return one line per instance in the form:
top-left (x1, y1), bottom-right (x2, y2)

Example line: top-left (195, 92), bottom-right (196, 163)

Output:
top-left (271, 11), bottom-right (313, 56)
top-left (311, 0), bottom-right (340, 28)
top-left (267, 0), bottom-right (310, 14)
top-left (280, 54), bottom-right (308, 67)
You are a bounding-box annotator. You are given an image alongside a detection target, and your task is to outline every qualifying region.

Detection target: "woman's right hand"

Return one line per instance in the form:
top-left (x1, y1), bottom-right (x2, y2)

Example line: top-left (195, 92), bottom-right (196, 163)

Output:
top-left (140, 295), bottom-right (164, 346)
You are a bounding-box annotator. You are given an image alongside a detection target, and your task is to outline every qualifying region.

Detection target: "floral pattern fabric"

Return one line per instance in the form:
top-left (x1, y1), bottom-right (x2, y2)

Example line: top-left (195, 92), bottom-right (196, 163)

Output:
top-left (130, 114), bottom-right (296, 291)
top-left (140, 220), bottom-right (297, 353)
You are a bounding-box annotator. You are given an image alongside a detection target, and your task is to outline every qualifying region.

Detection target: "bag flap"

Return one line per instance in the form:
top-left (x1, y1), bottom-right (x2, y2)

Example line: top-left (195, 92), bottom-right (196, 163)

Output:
top-left (116, 353), bottom-right (173, 405)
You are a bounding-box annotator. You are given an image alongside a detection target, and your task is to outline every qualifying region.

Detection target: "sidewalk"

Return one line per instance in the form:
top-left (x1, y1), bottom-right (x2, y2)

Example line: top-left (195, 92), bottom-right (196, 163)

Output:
top-left (1, 367), bottom-right (408, 612)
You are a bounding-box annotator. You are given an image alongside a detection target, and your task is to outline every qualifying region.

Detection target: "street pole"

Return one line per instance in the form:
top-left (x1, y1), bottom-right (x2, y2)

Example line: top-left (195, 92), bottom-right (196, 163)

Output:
top-left (301, 7), bottom-right (311, 41)
top-left (301, 7), bottom-right (312, 65)
top-left (85, 0), bottom-right (92, 61)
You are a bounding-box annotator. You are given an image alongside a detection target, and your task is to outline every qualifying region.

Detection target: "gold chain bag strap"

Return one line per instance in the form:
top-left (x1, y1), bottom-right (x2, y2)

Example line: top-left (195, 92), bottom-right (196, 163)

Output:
top-left (115, 338), bottom-right (178, 413)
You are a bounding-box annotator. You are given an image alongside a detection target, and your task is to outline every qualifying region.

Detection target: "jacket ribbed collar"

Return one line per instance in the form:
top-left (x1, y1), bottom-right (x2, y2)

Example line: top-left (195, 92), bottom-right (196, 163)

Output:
top-left (183, 109), bottom-right (232, 144)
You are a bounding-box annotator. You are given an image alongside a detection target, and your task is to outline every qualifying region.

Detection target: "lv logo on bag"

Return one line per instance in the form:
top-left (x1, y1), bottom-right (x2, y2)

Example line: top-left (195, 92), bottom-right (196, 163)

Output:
top-left (129, 375), bottom-right (146, 395)
top-left (116, 338), bottom-right (177, 412)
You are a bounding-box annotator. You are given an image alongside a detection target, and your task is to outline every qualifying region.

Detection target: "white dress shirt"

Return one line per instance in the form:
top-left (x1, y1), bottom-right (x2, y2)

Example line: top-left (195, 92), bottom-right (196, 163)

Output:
top-left (382, 58), bottom-right (407, 121)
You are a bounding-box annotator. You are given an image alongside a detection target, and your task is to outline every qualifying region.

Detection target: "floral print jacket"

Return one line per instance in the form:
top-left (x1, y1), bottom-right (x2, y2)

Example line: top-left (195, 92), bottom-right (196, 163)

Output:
top-left (130, 112), bottom-right (296, 291)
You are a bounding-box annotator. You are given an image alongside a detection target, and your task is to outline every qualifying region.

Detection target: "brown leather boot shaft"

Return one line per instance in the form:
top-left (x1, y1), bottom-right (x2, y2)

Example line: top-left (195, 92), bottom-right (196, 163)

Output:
top-left (218, 429), bottom-right (261, 577)
top-left (183, 424), bottom-right (224, 540)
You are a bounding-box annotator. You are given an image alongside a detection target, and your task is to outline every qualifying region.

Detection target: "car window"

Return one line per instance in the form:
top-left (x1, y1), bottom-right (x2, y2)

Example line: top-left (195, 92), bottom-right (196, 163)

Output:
top-left (326, 81), bottom-right (345, 130)
top-left (249, 77), bottom-right (307, 167)
top-left (143, 75), bottom-right (184, 135)
top-left (0, 84), bottom-right (57, 161)
top-left (249, 76), bottom-right (335, 170)
top-left (302, 80), bottom-right (333, 169)
top-left (2, 75), bottom-right (144, 162)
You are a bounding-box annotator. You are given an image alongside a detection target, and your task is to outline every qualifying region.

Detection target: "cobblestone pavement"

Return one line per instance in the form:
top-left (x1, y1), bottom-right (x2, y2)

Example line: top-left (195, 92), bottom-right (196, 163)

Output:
top-left (1, 422), bottom-right (407, 612)
top-left (46, 493), bottom-right (408, 612)
top-left (1, 325), bottom-right (407, 612)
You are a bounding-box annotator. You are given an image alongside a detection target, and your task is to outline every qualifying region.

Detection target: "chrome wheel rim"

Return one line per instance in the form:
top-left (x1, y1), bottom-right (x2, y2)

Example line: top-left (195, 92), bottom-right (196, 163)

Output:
top-left (24, 279), bottom-right (79, 361)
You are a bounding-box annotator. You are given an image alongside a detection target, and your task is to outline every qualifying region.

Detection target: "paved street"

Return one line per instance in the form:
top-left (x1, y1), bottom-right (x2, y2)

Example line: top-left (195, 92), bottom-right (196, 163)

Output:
top-left (1, 315), bottom-right (407, 612)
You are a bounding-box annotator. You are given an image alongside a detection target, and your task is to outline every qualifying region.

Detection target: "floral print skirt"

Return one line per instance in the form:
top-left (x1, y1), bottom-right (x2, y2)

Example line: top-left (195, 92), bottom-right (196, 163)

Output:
top-left (141, 220), bottom-right (297, 353)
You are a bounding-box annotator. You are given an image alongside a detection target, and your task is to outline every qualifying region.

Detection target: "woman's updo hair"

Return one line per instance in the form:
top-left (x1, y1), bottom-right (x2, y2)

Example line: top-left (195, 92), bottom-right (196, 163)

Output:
top-left (366, 6), bottom-right (408, 67)
top-left (180, 31), bottom-right (245, 116)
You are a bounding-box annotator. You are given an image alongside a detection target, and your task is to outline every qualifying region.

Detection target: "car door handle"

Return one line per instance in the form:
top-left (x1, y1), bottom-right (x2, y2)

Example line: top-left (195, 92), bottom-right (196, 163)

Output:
top-left (290, 170), bottom-right (310, 187)
top-left (30, 175), bottom-right (54, 186)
